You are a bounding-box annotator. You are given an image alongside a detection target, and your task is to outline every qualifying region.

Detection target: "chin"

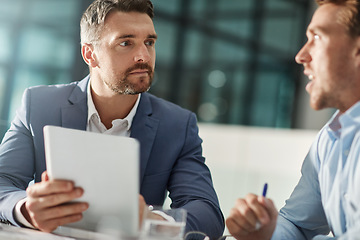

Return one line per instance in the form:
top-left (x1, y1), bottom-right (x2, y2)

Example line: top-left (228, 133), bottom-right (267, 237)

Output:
top-left (124, 86), bottom-right (151, 95)
top-left (310, 105), bottom-right (322, 111)
top-left (310, 100), bottom-right (327, 111)
top-left (309, 98), bottom-right (320, 111)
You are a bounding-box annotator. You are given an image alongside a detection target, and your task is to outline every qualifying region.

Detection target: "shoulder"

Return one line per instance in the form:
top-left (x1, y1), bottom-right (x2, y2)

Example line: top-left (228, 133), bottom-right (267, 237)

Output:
top-left (22, 77), bottom-right (88, 106)
top-left (25, 81), bottom-right (80, 97)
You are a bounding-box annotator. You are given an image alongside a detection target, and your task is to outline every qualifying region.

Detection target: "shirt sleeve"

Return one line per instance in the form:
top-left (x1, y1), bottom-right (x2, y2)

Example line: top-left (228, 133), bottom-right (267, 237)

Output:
top-left (315, 226), bottom-right (360, 240)
top-left (272, 132), bottom-right (331, 240)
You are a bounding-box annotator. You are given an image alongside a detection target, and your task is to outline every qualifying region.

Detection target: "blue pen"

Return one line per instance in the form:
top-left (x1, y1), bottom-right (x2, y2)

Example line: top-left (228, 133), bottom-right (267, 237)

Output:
top-left (255, 183), bottom-right (269, 230)
top-left (262, 183), bottom-right (268, 197)
top-left (255, 183), bottom-right (267, 230)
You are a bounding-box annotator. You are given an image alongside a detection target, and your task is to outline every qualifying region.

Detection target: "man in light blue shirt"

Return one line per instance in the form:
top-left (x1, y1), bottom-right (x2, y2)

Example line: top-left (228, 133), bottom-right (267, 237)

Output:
top-left (226, 0), bottom-right (360, 239)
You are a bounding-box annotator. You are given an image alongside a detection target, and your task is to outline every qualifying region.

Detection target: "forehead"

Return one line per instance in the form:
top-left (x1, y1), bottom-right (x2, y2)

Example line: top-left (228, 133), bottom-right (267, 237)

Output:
top-left (307, 3), bottom-right (347, 35)
top-left (101, 11), bottom-right (156, 39)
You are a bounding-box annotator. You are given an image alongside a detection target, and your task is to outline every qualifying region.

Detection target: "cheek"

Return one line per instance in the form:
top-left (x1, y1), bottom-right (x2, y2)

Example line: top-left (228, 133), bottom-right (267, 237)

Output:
top-left (150, 51), bottom-right (156, 67)
top-left (152, 57), bottom-right (156, 69)
top-left (312, 48), bottom-right (332, 76)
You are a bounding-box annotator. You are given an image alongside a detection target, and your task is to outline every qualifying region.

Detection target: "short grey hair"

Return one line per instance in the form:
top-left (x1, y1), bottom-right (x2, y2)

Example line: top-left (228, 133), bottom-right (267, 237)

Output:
top-left (80, 0), bottom-right (154, 45)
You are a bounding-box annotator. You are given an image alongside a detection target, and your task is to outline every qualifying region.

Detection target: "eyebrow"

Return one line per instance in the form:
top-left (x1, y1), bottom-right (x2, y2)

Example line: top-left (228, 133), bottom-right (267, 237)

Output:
top-left (116, 34), bottom-right (158, 40)
top-left (307, 26), bottom-right (328, 35)
top-left (148, 34), bottom-right (158, 39)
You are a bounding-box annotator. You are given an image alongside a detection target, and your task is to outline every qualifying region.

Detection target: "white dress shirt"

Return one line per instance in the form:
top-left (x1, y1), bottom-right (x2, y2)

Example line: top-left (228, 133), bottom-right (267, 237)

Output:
top-left (86, 82), bottom-right (140, 135)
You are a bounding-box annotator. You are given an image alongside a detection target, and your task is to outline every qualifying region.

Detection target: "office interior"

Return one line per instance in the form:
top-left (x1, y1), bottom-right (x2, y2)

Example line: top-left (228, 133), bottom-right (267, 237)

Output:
top-left (0, 0), bottom-right (335, 235)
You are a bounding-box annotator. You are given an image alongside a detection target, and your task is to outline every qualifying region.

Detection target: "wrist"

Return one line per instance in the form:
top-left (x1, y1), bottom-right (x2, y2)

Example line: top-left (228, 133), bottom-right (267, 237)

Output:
top-left (14, 198), bottom-right (35, 229)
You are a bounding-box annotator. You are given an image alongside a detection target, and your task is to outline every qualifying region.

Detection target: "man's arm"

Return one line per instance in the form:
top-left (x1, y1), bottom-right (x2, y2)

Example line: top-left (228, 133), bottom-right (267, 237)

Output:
top-left (166, 112), bottom-right (224, 239)
top-left (0, 88), bottom-right (38, 226)
top-left (0, 88), bottom-right (88, 231)
top-left (271, 134), bottom-right (330, 239)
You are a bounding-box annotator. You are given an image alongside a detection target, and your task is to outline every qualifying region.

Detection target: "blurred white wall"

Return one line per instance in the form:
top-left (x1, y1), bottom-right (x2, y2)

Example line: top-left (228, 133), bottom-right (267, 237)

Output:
top-left (199, 123), bottom-right (317, 211)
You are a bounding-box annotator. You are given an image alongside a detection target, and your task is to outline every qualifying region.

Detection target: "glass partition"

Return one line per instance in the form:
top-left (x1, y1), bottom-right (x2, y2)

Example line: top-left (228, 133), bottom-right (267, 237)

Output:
top-left (0, 0), bottom-right (312, 139)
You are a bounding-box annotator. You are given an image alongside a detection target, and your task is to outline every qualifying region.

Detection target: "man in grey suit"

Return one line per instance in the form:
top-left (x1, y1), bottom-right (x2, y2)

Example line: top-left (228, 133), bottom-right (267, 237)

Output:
top-left (0, 0), bottom-right (224, 239)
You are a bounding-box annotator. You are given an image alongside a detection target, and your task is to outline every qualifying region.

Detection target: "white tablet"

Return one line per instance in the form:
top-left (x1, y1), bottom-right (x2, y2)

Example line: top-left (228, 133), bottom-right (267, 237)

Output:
top-left (43, 125), bottom-right (140, 237)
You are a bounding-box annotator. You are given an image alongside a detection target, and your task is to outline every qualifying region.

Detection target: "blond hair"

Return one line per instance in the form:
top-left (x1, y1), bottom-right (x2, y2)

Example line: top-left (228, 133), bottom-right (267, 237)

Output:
top-left (316, 0), bottom-right (360, 37)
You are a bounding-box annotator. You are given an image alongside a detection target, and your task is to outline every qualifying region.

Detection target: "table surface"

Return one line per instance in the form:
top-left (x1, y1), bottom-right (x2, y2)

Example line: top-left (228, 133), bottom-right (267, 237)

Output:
top-left (0, 223), bottom-right (137, 240)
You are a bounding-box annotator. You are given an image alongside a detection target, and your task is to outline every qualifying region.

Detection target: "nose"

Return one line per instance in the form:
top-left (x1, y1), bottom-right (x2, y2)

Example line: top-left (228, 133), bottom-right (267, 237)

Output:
top-left (134, 44), bottom-right (151, 63)
top-left (295, 43), bottom-right (311, 64)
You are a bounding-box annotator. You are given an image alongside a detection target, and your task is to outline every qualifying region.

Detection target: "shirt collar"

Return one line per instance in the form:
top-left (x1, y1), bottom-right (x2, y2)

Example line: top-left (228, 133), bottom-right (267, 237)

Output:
top-left (87, 80), bottom-right (141, 131)
top-left (339, 101), bottom-right (360, 125)
top-left (326, 101), bottom-right (360, 139)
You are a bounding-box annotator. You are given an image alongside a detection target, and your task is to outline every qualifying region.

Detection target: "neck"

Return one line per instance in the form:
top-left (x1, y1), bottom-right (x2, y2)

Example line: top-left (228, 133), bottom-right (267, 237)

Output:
top-left (90, 87), bottom-right (139, 129)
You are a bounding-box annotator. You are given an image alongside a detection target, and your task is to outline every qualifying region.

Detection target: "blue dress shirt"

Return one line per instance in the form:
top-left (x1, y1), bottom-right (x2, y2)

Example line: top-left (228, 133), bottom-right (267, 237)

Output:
top-left (272, 102), bottom-right (360, 239)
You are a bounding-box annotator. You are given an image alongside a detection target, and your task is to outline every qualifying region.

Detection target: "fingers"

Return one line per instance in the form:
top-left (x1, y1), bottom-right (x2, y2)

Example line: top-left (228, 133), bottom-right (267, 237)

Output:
top-left (245, 194), bottom-right (270, 226)
top-left (27, 180), bottom-right (75, 198)
top-left (41, 171), bottom-right (49, 182)
top-left (226, 196), bottom-right (259, 236)
top-left (139, 195), bottom-right (146, 210)
top-left (27, 187), bottom-right (84, 210)
top-left (226, 207), bottom-right (250, 237)
top-left (226, 193), bottom-right (277, 238)
top-left (34, 211), bottom-right (84, 233)
top-left (39, 202), bottom-right (88, 220)
top-left (239, 194), bottom-right (269, 228)
top-left (24, 179), bottom-right (88, 232)
top-left (139, 194), bottom-right (148, 227)
top-left (259, 197), bottom-right (278, 220)
top-left (25, 193), bottom-right (89, 232)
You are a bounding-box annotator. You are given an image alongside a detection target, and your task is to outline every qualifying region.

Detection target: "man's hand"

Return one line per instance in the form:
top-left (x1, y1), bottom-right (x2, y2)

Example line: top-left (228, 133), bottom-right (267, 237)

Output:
top-left (139, 194), bottom-right (148, 227)
top-left (226, 194), bottom-right (278, 240)
top-left (138, 195), bottom-right (165, 227)
top-left (21, 171), bottom-right (89, 232)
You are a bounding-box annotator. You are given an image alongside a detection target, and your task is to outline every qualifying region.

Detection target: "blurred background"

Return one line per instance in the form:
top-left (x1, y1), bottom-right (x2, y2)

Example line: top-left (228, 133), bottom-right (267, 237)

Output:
top-left (0, 0), bottom-right (335, 140)
top-left (0, 1), bottom-right (337, 235)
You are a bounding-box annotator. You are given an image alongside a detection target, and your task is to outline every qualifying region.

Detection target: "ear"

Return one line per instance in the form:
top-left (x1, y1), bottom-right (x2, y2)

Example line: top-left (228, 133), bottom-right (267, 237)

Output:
top-left (354, 36), bottom-right (360, 67)
top-left (81, 43), bottom-right (98, 68)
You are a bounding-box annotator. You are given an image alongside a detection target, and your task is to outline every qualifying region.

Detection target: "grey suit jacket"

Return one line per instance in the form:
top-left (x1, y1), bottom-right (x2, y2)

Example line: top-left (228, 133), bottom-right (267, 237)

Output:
top-left (0, 76), bottom-right (224, 239)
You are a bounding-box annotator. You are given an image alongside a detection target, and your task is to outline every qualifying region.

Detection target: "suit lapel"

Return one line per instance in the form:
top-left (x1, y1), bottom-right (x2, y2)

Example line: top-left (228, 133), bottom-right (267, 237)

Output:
top-left (131, 93), bottom-right (159, 183)
top-left (59, 78), bottom-right (159, 183)
top-left (61, 76), bottom-right (89, 131)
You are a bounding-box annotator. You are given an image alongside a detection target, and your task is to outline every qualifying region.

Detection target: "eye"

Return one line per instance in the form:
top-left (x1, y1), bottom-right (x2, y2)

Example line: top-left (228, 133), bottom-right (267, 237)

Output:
top-left (119, 41), bottom-right (131, 47)
top-left (314, 34), bottom-right (320, 40)
top-left (145, 39), bottom-right (155, 46)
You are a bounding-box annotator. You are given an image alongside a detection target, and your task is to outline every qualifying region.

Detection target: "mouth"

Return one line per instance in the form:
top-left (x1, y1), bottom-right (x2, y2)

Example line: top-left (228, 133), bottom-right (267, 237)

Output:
top-left (305, 74), bottom-right (314, 93)
top-left (303, 69), bottom-right (314, 81)
top-left (129, 69), bottom-right (149, 75)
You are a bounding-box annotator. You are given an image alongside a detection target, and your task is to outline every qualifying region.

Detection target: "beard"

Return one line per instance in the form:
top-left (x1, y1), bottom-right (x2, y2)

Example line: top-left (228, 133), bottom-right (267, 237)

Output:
top-left (104, 63), bottom-right (154, 95)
